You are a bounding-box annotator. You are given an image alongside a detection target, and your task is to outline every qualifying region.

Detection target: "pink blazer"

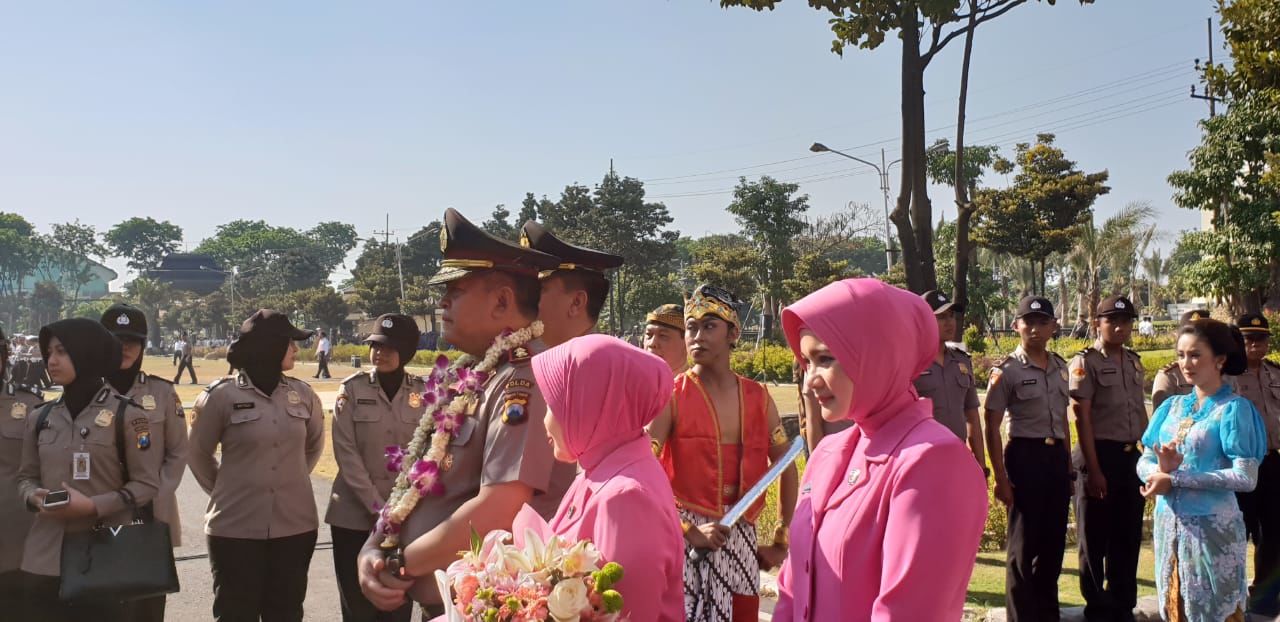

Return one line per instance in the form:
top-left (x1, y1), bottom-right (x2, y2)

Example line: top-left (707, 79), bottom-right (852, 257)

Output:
top-left (775, 405), bottom-right (987, 621)
top-left (515, 436), bottom-right (685, 622)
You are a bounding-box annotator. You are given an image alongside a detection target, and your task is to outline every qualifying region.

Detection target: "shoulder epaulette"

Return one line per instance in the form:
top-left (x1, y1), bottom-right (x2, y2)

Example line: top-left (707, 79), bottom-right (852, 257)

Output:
top-left (340, 371), bottom-right (365, 385)
top-left (946, 345), bottom-right (972, 358)
top-left (203, 377), bottom-right (232, 393)
top-left (1264, 359), bottom-right (1280, 370)
top-left (144, 373), bottom-right (174, 385)
top-left (1073, 347), bottom-right (1095, 358)
top-left (1161, 361), bottom-right (1180, 372)
top-left (1051, 351), bottom-right (1068, 363)
top-left (994, 356), bottom-right (1011, 368)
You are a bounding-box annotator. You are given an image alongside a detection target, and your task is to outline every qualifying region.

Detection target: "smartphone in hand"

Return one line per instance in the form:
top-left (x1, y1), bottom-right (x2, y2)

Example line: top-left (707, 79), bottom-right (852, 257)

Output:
top-left (42, 489), bottom-right (70, 509)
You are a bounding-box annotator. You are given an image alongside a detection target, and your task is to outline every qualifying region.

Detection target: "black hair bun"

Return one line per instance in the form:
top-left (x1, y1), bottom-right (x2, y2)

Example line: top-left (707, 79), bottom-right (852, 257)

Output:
top-left (1223, 325), bottom-right (1248, 376)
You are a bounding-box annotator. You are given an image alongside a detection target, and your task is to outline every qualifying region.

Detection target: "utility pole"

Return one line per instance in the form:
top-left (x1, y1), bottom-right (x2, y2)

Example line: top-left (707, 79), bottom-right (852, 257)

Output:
top-left (1191, 17), bottom-right (1221, 118)
top-left (373, 214), bottom-right (393, 245)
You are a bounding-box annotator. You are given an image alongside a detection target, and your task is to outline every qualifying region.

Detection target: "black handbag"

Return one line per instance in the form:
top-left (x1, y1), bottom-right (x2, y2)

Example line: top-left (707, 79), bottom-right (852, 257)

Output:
top-left (56, 396), bottom-right (180, 603)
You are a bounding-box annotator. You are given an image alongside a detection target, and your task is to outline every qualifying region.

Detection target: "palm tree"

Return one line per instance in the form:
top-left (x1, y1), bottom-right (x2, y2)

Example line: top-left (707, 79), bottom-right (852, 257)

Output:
top-left (1142, 251), bottom-right (1166, 313)
top-left (1069, 202), bottom-right (1155, 329)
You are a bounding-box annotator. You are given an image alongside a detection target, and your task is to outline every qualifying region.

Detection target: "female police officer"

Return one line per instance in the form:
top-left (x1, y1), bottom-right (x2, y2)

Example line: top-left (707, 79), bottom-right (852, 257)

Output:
top-left (188, 309), bottom-right (325, 622)
top-left (0, 326), bottom-right (43, 613)
top-left (100, 304), bottom-right (188, 622)
top-left (16, 318), bottom-right (160, 622)
top-left (325, 313), bottom-right (424, 622)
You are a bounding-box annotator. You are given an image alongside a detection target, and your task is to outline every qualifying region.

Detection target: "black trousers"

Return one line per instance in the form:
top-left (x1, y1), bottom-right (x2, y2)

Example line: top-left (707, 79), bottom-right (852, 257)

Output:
top-left (0, 570), bottom-right (24, 618)
top-left (20, 573), bottom-right (133, 622)
top-left (332, 525), bottom-right (412, 622)
top-left (1006, 437), bottom-right (1072, 622)
top-left (1239, 451), bottom-right (1280, 614)
top-left (1075, 440), bottom-right (1145, 622)
top-left (174, 356), bottom-right (197, 384)
top-left (315, 352), bottom-right (331, 379)
top-left (208, 531), bottom-right (318, 622)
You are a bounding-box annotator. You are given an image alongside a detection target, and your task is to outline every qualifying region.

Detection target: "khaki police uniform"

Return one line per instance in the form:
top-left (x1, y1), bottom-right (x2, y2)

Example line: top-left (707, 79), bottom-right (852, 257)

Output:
top-left (1152, 362), bottom-right (1193, 411)
top-left (326, 370), bottom-right (424, 622)
top-left (913, 346), bottom-right (980, 441)
top-left (0, 381), bottom-right (43, 606)
top-left (1069, 340), bottom-right (1147, 619)
top-left (120, 372), bottom-right (188, 546)
top-left (188, 372), bottom-right (325, 539)
top-left (396, 339), bottom-right (577, 605)
top-left (1234, 310), bottom-right (1280, 613)
top-left (15, 386), bottom-right (161, 577)
top-left (986, 344), bottom-right (1071, 622)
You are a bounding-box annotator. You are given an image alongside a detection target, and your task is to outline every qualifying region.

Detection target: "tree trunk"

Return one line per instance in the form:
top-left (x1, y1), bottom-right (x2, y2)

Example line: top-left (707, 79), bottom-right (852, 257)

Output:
top-left (895, 16), bottom-right (928, 294)
top-left (950, 2), bottom-right (978, 340)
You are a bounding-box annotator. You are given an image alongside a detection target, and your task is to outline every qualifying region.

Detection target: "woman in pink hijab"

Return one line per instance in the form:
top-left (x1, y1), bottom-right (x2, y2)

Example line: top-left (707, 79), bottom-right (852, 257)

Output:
top-left (776, 278), bottom-right (988, 621)
top-left (514, 334), bottom-right (685, 622)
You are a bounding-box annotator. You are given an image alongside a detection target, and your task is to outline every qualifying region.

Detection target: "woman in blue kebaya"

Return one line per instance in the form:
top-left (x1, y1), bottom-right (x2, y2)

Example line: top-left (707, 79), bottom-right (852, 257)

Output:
top-left (1138, 318), bottom-right (1265, 621)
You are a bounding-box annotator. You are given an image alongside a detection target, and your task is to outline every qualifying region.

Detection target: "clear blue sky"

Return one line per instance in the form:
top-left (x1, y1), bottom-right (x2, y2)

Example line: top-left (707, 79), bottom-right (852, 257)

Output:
top-left (0, 1), bottom-right (1218, 288)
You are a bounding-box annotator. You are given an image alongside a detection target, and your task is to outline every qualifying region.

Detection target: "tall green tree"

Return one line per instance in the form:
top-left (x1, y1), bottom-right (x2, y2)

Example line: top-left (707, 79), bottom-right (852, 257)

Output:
top-left (195, 220), bottom-right (357, 301)
top-left (1167, 94), bottom-right (1280, 312)
top-left (45, 221), bottom-right (109, 311)
top-left (290, 287), bottom-right (350, 333)
top-left (720, 0), bottom-right (1095, 293)
top-left (973, 134), bottom-right (1110, 293)
top-left (1066, 202), bottom-right (1154, 329)
top-left (688, 234), bottom-right (760, 303)
top-left (726, 175), bottom-right (809, 332)
top-left (104, 217), bottom-right (184, 273)
top-left (926, 139), bottom-right (1002, 325)
top-left (124, 277), bottom-right (174, 345)
top-left (30, 281), bottom-right (63, 327)
top-left (481, 205), bottom-right (518, 241)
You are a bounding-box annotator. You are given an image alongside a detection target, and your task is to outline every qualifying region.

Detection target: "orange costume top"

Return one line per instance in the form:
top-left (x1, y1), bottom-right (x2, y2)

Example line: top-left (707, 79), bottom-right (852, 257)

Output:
top-left (660, 370), bottom-right (771, 523)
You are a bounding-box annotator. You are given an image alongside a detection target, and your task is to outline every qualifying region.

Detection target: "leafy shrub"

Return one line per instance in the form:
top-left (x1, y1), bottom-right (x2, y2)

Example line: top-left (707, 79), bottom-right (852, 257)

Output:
top-left (297, 344), bottom-right (464, 368)
top-left (963, 325), bottom-right (987, 354)
top-left (730, 344), bottom-right (795, 383)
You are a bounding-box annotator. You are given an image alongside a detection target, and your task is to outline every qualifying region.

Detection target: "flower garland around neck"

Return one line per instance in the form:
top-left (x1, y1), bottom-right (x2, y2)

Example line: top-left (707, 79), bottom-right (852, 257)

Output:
top-left (375, 321), bottom-right (543, 547)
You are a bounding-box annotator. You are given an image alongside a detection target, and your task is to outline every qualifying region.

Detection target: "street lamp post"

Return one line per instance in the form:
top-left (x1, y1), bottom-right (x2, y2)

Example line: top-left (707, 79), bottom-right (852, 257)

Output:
top-left (810, 142), bottom-right (899, 271)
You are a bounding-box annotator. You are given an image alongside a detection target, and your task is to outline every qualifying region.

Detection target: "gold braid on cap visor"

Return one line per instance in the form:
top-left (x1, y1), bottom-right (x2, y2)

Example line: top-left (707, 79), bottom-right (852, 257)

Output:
top-left (685, 292), bottom-right (739, 327)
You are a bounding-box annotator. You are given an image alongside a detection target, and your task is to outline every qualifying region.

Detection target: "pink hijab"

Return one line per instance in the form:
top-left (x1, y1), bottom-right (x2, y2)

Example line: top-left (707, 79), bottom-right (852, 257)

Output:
top-left (781, 278), bottom-right (937, 425)
top-left (532, 334), bottom-right (674, 471)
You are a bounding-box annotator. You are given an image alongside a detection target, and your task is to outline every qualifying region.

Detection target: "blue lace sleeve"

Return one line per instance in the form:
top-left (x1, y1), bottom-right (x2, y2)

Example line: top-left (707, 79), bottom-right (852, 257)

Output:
top-left (1137, 399), bottom-right (1172, 484)
top-left (1171, 397), bottom-right (1267, 492)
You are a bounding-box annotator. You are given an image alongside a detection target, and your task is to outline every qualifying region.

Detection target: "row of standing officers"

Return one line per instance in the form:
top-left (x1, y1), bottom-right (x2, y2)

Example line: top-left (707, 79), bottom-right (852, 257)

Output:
top-left (2, 210), bottom-right (1277, 622)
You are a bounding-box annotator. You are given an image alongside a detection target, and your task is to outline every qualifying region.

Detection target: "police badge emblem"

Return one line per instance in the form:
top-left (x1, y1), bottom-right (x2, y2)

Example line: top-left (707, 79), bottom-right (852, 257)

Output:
top-left (141, 395), bottom-right (157, 411)
top-left (95, 409), bottom-right (114, 427)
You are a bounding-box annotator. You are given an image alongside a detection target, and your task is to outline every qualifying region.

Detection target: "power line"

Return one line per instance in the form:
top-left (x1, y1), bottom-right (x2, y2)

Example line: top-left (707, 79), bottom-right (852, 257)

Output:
top-left (639, 60), bottom-right (1195, 185)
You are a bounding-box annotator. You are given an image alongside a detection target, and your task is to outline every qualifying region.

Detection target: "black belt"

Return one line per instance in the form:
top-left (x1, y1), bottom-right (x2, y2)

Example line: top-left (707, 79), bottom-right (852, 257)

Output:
top-left (1011, 436), bottom-right (1066, 446)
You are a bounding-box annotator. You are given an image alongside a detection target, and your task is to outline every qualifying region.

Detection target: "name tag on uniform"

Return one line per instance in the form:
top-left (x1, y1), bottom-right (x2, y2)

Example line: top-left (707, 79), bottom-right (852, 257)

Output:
top-left (919, 370), bottom-right (933, 376)
top-left (73, 452), bottom-right (91, 480)
top-left (1021, 379), bottom-right (1037, 385)
top-left (1101, 368), bottom-right (1117, 375)
top-left (233, 402), bottom-right (255, 410)
top-left (357, 399), bottom-right (377, 405)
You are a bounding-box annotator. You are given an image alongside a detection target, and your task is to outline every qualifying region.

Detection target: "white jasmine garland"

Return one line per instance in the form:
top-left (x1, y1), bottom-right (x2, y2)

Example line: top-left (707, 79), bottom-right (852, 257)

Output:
top-left (378, 321), bottom-right (543, 547)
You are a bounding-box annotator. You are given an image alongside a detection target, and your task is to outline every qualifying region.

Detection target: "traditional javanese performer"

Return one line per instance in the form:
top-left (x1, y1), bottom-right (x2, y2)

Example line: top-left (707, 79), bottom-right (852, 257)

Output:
top-left (775, 278), bottom-right (988, 621)
top-left (648, 284), bottom-right (798, 622)
top-left (508, 334), bottom-right (685, 622)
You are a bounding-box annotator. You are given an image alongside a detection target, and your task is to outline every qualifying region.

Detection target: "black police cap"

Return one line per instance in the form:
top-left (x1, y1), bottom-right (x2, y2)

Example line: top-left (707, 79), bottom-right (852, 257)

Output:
top-left (1097, 295), bottom-right (1138, 318)
top-left (1235, 312), bottom-right (1270, 335)
top-left (921, 290), bottom-right (962, 315)
top-left (519, 221), bottom-right (624, 279)
top-left (365, 313), bottom-right (421, 351)
top-left (428, 209), bottom-right (561, 286)
top-left (239, 309), bottom-right (313, 341)
top-left (1180, 309), bottom-right (1211, 325)
top-left (1015, 295), bottom-right (1055, 319)
top-left (101, 303), bottom-right (148, 341)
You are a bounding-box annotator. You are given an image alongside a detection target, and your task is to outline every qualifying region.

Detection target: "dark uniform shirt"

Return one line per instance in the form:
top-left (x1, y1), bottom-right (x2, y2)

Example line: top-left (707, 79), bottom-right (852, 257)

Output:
top-left (1068, 341), bottom-right (1147, 443)
top-left (325, 370), bottom-right (427, 531)
top-left (985, 346), bottom-right (1071, 440)
top-left (1235, 360), bottom-right (1280, 451)
top-left (913, 347), bottom-right (980, 440)
top-left (0, 382), bottom-right (43, 574)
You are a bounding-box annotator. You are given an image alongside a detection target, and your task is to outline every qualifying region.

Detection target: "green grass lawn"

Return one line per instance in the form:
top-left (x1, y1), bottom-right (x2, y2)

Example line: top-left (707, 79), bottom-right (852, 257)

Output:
top-left (966, 545), bottom-right (1158, 613)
